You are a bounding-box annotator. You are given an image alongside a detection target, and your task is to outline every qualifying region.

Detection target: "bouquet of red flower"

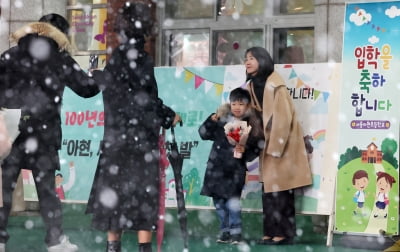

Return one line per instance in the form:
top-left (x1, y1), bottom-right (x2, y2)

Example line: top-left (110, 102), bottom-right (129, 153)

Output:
top-left (224, 120), bottom-right (252, 159)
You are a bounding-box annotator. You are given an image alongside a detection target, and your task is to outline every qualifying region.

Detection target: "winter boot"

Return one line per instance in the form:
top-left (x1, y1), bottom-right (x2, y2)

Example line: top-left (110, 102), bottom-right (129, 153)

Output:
top-left (138, 242), bottom-right (152, 252)
top-left (47, 235), bottom-right (78, 252)
top-left (231, 233), bottom-right (242, 245)
top-left (106, 241), bottom-right (121, 252)
top-left (216, 232), bottom-right (231, 243)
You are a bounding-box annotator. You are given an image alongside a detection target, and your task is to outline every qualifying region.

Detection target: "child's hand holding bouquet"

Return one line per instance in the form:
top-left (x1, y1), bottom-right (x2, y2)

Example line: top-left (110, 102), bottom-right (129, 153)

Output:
top-left (224, 121), bottom-right (252, 159)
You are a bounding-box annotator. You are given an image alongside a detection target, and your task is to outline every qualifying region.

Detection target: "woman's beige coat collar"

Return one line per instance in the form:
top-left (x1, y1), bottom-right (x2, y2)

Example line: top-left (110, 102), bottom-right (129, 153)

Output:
top-left (262, 72), bottom-right (286, 127)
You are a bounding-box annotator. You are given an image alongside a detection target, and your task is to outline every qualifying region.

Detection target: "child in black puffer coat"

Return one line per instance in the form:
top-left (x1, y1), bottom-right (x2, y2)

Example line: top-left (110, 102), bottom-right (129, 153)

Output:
top-left (198, 87), bottom-right (263, 245)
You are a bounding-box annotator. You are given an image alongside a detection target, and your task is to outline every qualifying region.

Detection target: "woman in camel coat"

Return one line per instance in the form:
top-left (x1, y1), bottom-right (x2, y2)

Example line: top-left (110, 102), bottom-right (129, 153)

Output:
top-left (244, 47), bottom-right (312, 245)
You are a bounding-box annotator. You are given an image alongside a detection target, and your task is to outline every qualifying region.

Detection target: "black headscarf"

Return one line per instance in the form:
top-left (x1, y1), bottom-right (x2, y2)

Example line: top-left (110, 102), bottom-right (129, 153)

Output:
top-left (245, 47), bottom-right (274, 105)
top-left (114, 1), bottom-right (154, 39)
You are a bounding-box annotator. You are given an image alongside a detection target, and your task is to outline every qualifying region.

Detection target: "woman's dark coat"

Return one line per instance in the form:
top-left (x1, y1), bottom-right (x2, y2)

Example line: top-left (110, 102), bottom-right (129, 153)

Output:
top-left (198, 104), bottom-right (261, 199)
top-left (0, 22), bottom-right (99, 170)
top-left (86, 36), bottom-right (176, 231)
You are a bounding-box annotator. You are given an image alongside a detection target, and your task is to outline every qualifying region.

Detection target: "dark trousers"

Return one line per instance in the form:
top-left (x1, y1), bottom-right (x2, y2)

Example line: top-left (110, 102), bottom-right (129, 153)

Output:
top-left (261, 188), bottom-right (296, 238)
top-left (0, 139), bottom-right (63, 246)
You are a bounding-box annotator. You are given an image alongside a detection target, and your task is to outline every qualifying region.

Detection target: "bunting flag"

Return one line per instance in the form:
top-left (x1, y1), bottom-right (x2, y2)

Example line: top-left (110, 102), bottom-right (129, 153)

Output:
top-left (296, 78), bottom-right (305, 88)
top-left (182, 66), bottom-right (331, 102)
top-left (195, 75), bottom-right (205, 89)
top-left (322, 92), bottom-right (330, 102)
top-left (214, 84), bottom-right (224, 96)
top-left (290, 68), bottom-right (330, 103)
top-left (314, 90), bottom-right (321, 100)
top-left (222, 91), bottom-right (230, 102)
top-left (355, 7), bottom-right (387, 33)
top-left (289, 69), bottom-right (297, 79)
top-left (184, 70), bottom-right (195, 83)
top-left (182, 68), bottom-right (225, 97)
top-left (203, 80), bottom-right (214, 93)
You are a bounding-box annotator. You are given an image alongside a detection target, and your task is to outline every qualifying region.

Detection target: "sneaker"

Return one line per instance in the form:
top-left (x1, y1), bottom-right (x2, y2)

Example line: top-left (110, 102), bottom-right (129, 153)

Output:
top-left (216, 232), bottom-right (231, 243)
top-left (0, 243), bottom-right (5, 252)
top-left (47, 235), bottom-right (78, 252)
top-left (231, 234), bottom-right (242, 245)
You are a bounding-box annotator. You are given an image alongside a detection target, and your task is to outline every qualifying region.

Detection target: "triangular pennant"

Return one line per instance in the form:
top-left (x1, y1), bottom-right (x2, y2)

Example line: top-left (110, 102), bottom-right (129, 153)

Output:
top-left (184, 70), bottom-right (194, 83)
top-left (195, 75), bottom-right (205, 89)
top-left (204, 80), bottom-right (213, 93)
top-left (314, 90), bottom-right (321, 100)
top-left (223, 91), bottom-right (230, 102)
top-left (175, 66), bottom-right (184, 78)
top-left (287, 78), bottom-right (296, 86)
top-left (323, 92), bottom-right (330, 102)
top-left (289, 69), bottom-right (297, 79)
top-left (296, 78), bottom-right (305, 88)
top-left (214, 84), bottom-right (223, 96)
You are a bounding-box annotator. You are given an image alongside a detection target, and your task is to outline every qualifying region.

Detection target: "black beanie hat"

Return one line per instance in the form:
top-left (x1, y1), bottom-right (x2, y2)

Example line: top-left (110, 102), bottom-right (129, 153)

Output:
top-left (39, 13), bottom-right (70, 36)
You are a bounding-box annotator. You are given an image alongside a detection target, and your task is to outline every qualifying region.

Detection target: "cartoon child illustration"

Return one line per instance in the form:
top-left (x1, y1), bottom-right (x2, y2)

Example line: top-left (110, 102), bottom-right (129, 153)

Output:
top-left (352, 170), bottom-right (369, 215)
top-left (55, 161), bottom-right (76, 200)
top-left (374, 171), bottom-right (396, 218)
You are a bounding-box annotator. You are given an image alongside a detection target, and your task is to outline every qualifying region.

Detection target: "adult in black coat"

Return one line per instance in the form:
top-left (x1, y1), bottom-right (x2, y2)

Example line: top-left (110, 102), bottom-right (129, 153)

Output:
top-left (85, 2), bottom-right (181, 252)
top-left (0, 14), bottom-right (99, 252)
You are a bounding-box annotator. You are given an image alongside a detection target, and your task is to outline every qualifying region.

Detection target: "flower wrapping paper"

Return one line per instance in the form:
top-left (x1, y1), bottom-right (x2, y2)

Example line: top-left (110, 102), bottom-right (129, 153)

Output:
top-left (224, 120), bottom-right (252, 158)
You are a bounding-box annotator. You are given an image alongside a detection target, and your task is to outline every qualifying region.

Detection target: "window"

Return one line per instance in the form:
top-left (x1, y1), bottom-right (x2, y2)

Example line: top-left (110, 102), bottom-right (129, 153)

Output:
top-left (66, 1), bottom-right (108, 72)
top-left (273, 28), bottom-right (314, 64)
top-left (278, 0), bottom-right (314, 14)
top-left (218, 0), bottom-right (265, 16)
top-left (68, 8), bottom-right (107, 52)
top-left (163, 30), bottom-right (210, 67)
top-left (213, 30), bottom-right (263, 65)
top-left (67, 0), bottom-right (106, 4)
top-left (165, 0), bottom-right (214, 19)
top-left (159, 0), bottom-right (315, 66)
